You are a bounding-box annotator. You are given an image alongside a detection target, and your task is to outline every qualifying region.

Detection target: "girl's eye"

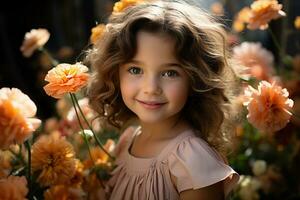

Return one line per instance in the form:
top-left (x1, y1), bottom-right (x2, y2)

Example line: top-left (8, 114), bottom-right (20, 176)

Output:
top-left (128, 67), bottom-right (142, 75)
top-left (162, 70), bottom-right (179, 77)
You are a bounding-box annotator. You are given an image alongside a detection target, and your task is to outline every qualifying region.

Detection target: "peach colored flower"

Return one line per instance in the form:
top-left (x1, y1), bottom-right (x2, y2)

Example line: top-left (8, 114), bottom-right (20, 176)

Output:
top-left (90, 24), bottom-right (106, 44)
top-left (0, 88), bottom-right (41, 149)
top-left (233, 42), bottom-right (275, 81)
top-left (232, 7), bottom-right (251, 32)
top-left (247, 0), bottom-right (286, 30)
top-left (44, 184), bottom-right (85, 200)
top-left (243, 81), bottom-right (294, 133)
top-left (295, 16), bottom-right (300, 29)
top-left (113, 0), bottom-right (144, 14)
top-left (20, 28), bottom-right (50, 57)
top-left (31, 134), bottom-right (77, 186)
top-left (0, 176), bottom-right (28, 200)
top-left (43, 63), bottom-right (90, 99)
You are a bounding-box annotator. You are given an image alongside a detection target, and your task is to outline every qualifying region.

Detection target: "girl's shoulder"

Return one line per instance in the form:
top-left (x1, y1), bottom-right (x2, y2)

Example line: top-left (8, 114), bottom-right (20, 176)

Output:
top-left (167, 129), bottom-right (239, 196)
top-left (169, 130), bottom-right (224, 161)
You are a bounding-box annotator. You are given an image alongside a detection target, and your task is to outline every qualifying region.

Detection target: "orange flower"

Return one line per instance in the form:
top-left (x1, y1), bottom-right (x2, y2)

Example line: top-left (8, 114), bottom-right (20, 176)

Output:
top-left (247, 0), bottom-right (286, 30)
top-left (0, 176), bottom-right (28, 200)
top-left (44, 184), bottom-right (85, 200)
top-left (31, 134), bottom-right (77, 186)
top-left (233, 42), bottom-right (275, 81)
top-left (0, 88), bottom-right (41, 149)
top-left (90, 24), bottom-right (106, 44)
top-left (67, 159), bottom-right (84, 187)
top-left (113, 0), bottom-right (144, 14)
top-left (43, 63), bottom-right (90, 99)
top-left (243, 81), bottom-right (294, 133)
top-left (232, 7), bottom-right (251, 32)
top-left (294, 16), bottom-right (300, 29)
top-left (20, 28), bottom-right (50, 57)
top-left (83, 139), bottom-right (115, 169)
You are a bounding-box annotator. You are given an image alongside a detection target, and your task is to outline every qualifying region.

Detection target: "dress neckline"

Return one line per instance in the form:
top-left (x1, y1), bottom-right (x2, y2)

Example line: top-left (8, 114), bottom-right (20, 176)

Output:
top-left (127, 127), bottom-right (194, 161)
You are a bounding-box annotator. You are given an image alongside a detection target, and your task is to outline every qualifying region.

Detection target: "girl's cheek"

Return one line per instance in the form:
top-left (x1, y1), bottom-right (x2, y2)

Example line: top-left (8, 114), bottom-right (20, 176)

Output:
top-left (166, 81), bottom-right (189, 95)
top-left (121, 78), bottom-right (140, 92)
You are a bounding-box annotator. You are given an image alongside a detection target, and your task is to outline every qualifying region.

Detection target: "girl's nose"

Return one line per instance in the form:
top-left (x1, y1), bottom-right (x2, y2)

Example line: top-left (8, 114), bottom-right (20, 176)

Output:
top-left (142, 75), bottom-right (162, 95)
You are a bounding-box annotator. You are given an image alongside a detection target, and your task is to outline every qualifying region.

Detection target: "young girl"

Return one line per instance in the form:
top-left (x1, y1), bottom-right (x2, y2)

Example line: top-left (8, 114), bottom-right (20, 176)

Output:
top-left (87, 0), bottom-right (239, 199)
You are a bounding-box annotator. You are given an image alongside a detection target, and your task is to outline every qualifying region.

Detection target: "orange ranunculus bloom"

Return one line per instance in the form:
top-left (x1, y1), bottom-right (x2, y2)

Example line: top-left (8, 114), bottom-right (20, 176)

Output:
top-left (43, 63), bottom-right (90, 99)
top-left (243, 81), bottom-right (294, 133)
top-left (20, 28), bottom-right (50, 57)
top-left (232, 7), bottom-right (251, 32)
top-left (294, 16), bottom-right (300, 29)
top-left (0, 176), bottom-right (28, 200)
top-left (90, 24), bottom-right (106, 44)
top-left (0, 88), bottom-right (41, 149)
top-left (113, 0), bottom-right (144, 14)
top-left (232, 42), bottom-right (275, 81)
top-left (31, 133), bottom-right (77, 187)
top-left (247, 0), bottom-right (286, 30)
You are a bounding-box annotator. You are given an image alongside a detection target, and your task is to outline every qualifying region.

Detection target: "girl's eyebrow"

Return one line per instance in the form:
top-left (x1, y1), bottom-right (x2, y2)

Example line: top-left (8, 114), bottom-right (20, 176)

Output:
top-left (129, 59), bottom-right (182, 68)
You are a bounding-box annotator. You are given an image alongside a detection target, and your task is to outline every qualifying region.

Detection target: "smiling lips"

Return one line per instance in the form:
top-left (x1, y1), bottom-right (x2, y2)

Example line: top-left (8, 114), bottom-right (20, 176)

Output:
top-left (136, 99), bottom-right (167, 109)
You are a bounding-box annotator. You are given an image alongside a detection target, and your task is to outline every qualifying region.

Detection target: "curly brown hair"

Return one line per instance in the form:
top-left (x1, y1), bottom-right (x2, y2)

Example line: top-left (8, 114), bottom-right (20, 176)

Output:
top-left (86, 0), bottom-right (239, 153)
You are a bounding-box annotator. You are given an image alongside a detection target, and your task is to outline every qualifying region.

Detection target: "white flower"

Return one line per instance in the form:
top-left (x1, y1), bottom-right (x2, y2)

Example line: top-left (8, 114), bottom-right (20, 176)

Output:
top-left (252, 160), bottom-right (267, 176)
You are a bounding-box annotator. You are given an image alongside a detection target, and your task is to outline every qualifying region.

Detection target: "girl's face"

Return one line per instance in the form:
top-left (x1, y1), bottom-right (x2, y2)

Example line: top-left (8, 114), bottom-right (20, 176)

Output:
top-left (119, 31), bottom-right (189, 125)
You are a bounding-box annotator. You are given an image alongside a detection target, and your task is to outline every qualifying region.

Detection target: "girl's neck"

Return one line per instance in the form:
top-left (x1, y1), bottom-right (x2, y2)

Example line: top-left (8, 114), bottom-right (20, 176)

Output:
top-left (138, 117), bottom-right (190, 141)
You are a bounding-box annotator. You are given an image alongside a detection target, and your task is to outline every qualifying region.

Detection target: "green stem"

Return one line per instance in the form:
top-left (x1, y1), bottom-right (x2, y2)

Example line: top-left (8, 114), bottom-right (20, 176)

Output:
top-left (8, 148), bottom-right (26, 166)
top-left (267, 28), bottom-right (283, 56)
top-left (69, 93), bottom-right (94, 164)
top-left (24, 140), bottom-right (32, 200)
top-left (72, 94), bottom-right (114, 160)
top-left (40, 48), bottom-right (59, 67)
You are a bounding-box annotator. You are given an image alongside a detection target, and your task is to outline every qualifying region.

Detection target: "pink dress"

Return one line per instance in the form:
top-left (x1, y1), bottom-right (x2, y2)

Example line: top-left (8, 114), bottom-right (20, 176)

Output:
top-left (106, 126), bottom-right (239, 200)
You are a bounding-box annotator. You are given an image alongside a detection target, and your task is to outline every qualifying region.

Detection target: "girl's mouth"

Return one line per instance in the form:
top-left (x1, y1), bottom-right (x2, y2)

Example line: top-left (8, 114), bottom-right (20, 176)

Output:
top-left (136, 99), bottom-right (166, 109)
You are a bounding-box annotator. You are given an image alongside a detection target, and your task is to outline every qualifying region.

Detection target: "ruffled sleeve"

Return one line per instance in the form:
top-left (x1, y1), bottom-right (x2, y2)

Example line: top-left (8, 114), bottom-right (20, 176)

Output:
top-left (168, 135), bottom-right (239, 196)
